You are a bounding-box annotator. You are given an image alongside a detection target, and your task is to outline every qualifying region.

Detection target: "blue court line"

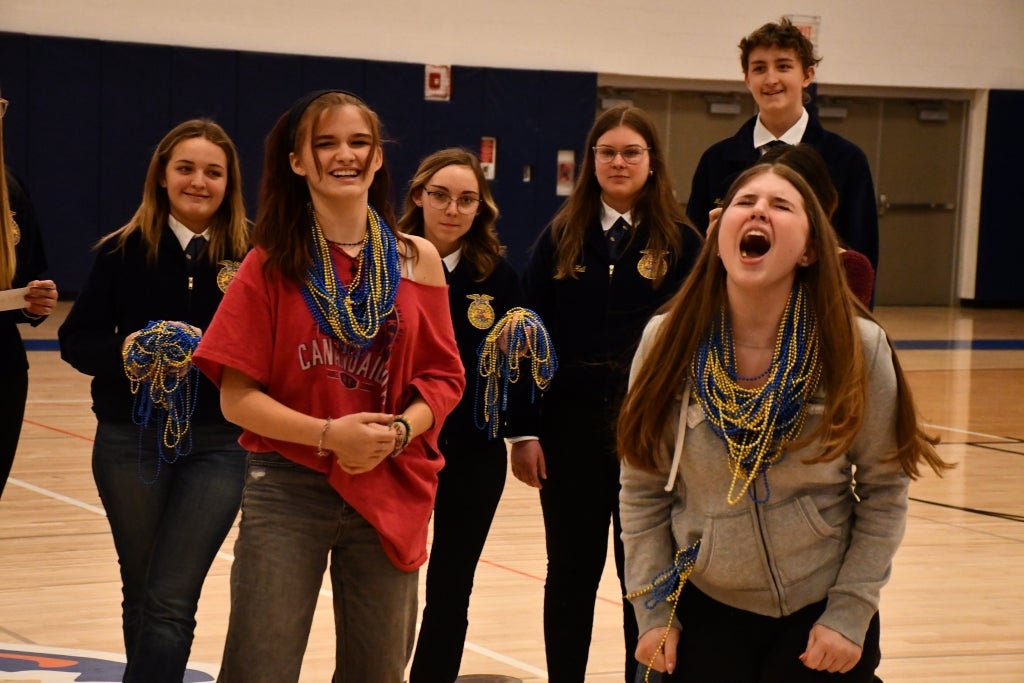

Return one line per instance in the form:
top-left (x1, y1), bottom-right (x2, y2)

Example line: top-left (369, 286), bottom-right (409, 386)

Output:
top-left (24, 338), bottom-right (1024, 352)
top-left (25, 339), bottom-right (61, 351)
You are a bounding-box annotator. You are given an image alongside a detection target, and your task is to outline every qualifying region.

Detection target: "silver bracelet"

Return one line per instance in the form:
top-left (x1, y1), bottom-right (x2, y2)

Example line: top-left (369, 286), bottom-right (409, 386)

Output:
top-left (316, 417), bottom-right (332, 457)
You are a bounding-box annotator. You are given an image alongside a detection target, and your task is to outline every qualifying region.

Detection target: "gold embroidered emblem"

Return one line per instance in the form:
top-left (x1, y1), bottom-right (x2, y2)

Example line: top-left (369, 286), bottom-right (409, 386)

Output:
top-left (9, 211), bottom-right (20, 245)
top-left (217, 260), bottom-right (241, 293)
top-left (466, 294), bottom-right (496, 330)
top-left (637, 249), bottom-right (668, 280)
top-left (573, 265), bottom-right (586, 274)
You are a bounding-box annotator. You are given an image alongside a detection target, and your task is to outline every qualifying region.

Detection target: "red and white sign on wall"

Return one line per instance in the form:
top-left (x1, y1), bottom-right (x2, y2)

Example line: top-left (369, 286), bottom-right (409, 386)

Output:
top-left (783, 14), bottom-right (821, 49)
top-left (479, 136), bottom-right (497, 180)
top-left (424, 64), bottom-right (451, 101)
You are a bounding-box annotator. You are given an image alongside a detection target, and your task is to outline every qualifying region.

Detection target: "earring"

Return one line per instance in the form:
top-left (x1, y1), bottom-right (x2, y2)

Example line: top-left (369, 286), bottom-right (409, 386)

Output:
top-left (649, 170), bottom-right (654, 177)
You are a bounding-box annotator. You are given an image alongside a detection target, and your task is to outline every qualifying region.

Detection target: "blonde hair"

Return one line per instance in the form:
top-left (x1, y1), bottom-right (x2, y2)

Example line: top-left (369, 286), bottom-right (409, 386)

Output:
top-left (98, 118), bottom-right (249, 262)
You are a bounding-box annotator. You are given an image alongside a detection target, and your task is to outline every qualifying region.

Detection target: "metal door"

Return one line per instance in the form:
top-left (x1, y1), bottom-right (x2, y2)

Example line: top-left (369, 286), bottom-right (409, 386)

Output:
top-left (873, 99), bottom-right (965, 305)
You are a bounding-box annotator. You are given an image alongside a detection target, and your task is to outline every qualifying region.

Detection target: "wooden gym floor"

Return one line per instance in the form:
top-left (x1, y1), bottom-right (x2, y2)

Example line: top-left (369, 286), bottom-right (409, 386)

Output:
top-left (1, 304), bottom-right (1023, 682)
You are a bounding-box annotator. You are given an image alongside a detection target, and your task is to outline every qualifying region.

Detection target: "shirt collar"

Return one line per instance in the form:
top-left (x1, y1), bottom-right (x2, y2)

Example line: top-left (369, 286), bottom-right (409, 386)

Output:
top-left (442, 248), bottom-right (462, 272)
top-left (752, 108), bottom-right (809, 150)
top-left (600, 200), bottom-right (633, 233)
top-left (168, 214), bottom-right (210, 250)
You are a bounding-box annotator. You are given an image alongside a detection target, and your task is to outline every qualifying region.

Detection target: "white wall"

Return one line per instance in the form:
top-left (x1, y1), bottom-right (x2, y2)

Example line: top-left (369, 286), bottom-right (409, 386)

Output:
top-left (2, 0), bottom-right (1022, 90)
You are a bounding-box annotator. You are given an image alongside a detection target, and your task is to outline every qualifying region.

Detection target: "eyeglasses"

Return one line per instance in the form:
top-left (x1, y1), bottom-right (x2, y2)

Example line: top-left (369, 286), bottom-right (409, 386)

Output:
top-left (424, 190), bottom-right (481, 215)
top-left (593, 145), bottom-right (651, 165)
top-left (0, 98), bottom-right (8, 119)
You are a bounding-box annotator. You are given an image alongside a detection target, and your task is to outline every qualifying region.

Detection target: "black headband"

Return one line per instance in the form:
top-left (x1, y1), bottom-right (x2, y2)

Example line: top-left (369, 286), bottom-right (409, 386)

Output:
top-left (285, 89), bottom-right (366, 148)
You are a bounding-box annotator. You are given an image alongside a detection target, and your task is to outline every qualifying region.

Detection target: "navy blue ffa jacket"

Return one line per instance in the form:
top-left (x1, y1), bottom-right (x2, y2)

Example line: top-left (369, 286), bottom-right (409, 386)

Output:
top-left (1, 170), bottom-right (49, 374)
top-left (522, 220), bottom-right (702, 454)
top-left (686, 114), bottom-right (879, 270)
top-left (442, 256), bottom-right (539, 451)
top-left (59, 227), bottom-right (245, 424)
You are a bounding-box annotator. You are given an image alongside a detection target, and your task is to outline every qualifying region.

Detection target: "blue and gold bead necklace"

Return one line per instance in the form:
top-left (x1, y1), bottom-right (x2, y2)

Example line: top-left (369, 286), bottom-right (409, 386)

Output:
top-left (474, 307), bottom-right (558, 439)
top-left (302, 203), bottom-right (401, 349)
top-left (690, 282), bottom-right (822, 504)
top-left (122, 320), bottom-right (201, 483)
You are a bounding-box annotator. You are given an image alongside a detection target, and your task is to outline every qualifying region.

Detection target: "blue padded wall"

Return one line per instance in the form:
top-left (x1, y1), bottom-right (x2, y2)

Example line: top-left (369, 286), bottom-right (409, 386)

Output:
top-left (0, 31), bottom-right (596, 292)
top-left (975, 89), bottom-right (1024, 305)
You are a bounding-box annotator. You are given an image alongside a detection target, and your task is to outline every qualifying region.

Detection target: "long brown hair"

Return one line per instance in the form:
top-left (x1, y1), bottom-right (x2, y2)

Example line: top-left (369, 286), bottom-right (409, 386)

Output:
top-left (98, 118), bottom-right (250, 262)
top-left (547, 105), bottom-right (696, 287)
top-left (0, 116), bottom-right (15, 289)
top-left (255, 91), bottom-right (409, 283)
top-left (396, 148), bottom-right (503, 281)
top-left (617, 162), bottom-right (949, 479)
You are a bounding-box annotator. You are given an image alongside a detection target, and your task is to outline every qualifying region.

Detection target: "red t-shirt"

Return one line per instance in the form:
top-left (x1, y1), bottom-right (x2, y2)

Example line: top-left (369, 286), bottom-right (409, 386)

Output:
top-left (194, 246), bottom-right (465, 571)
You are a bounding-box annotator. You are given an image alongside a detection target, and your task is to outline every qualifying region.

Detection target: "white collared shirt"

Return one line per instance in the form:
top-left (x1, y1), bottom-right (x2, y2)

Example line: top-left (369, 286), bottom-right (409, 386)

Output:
top-left (442, 248), bottom-right (462, 273)
top-left (168, 215), bottom-right (210, 251)
top-left (600, 200), bottom-right (634, 233)
top-left (752, 107), bottom-right (810, 151)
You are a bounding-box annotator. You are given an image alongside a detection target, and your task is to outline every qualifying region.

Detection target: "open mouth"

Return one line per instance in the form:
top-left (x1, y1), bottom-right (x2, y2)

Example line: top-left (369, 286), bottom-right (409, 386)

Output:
top-left (740, 230), bottom-right (770, 258)
top-left (330, 169), bottom-right (359, 178)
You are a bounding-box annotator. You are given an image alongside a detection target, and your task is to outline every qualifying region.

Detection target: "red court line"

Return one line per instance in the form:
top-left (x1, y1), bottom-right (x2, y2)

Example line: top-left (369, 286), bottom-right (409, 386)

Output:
top-left (22, 418), bottom-right (95, 442)
top-left (478, 558), bottom-right (623, 606)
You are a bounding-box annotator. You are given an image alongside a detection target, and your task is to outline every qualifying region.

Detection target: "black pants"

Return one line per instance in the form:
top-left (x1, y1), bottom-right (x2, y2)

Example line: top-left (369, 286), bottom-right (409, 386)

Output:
top-left (540, 444), bottom-right (638, 683)
top-left (647, 582), bottom-right (881, 683)
top-left (409, 440), bottom-right (508, 683)
top-left (0, 367), bottom-right (28, 500)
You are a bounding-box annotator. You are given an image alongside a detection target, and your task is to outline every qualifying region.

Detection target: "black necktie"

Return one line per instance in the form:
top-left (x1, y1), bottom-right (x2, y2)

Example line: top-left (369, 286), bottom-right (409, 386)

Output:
top-left (185, 235), bottom-right (207, 262)
top-left (760, 139), bottom-right (788, 156)
top-left (184, 235), bottom-right (207, 276)
top-left (607, 217), bottom-right (629, 261)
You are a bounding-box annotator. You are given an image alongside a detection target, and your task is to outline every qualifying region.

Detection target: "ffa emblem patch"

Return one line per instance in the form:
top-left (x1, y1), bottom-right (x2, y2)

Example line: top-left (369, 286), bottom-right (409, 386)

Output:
top-left (216, 260), bottom-right (241, 293)
top-left (9, 211), bottom-right (20, 245)
top-left (466, 294), bottom-right (496, 329)
top-left (637, 249), bottom-right (668, 280)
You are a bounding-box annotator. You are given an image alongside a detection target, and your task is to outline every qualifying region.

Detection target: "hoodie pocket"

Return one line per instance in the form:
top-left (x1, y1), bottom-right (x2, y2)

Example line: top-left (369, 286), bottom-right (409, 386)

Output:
top-left (692, 507), bottom-right (772, 592)
top-left (762, 495), bottom-right (848, 586)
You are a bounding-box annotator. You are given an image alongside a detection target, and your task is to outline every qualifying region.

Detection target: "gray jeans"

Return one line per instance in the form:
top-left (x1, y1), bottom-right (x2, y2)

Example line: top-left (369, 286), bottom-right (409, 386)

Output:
top-left (217, 452), bottom-right (418, 683)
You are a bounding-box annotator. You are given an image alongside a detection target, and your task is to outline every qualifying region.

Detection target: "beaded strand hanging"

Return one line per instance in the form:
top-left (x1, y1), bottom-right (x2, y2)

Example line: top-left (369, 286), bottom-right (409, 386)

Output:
top-left (474, 307), bottom-right (558, 439)
top-left (624, 539), bottom-right (701, 683)
top-left (302, 204), bottom-right (401, 349)
top-left (690, 282), bottom-right (822, 504)
top-left (122, 320), bottom-right (201, 484)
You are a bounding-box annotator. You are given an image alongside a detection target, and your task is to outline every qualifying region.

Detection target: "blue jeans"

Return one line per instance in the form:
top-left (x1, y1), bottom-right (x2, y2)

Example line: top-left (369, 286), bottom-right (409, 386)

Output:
top-left (93, 421), bottom-right (245, 683)
top-left (217, 452), bottom-right (418, 683)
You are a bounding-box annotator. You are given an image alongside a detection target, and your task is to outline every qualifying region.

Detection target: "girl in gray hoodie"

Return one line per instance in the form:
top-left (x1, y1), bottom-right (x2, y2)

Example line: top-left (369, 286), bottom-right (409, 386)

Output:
top-left (617, 160), bottom-right (950, 682)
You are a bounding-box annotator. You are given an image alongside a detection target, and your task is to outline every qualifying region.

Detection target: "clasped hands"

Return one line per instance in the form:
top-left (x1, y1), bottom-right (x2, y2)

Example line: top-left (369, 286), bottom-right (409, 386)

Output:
top-left (320, 413), bottom-right (406, 475)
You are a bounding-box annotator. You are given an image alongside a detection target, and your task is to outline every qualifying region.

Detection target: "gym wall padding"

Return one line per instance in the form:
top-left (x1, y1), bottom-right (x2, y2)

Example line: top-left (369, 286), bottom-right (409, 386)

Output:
top-left (0, 31), bottom-right (597, 294)
top-left (975, 89), bottom-right (1024, 305)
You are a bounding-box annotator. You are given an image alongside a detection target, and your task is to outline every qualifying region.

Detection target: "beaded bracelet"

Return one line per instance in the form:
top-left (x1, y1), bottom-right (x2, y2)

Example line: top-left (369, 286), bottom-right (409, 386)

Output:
top-left (316, 417), bottom-right (332, 457)
top-left (389, 415), bottom-right (411, 457)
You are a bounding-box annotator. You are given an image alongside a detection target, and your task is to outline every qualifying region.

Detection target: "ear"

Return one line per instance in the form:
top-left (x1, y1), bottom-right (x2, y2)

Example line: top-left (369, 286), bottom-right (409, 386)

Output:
top-left (368, 145), bottom-right (383, 176)
top-left (412, 190), bottom-right (424, 208)
top-left (802, 65), bottom-right (816, 89)
top-left (799, 243), bottom-right (818, 267)
top-left (289, 151), bottom-right (307, 177)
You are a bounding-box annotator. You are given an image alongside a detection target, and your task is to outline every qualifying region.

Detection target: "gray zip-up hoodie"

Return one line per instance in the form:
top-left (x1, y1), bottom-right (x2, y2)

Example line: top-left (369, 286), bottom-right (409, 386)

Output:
top-left (620, 315), bottom-right (909, 647)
